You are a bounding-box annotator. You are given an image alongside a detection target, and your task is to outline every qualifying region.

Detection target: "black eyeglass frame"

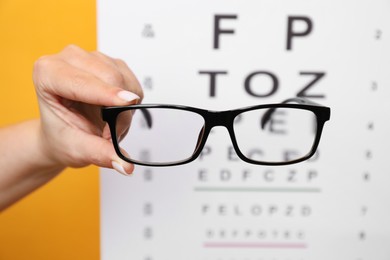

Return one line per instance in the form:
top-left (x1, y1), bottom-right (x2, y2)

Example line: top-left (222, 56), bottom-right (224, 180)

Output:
top-left (101, 98), bottom-right (331, 167)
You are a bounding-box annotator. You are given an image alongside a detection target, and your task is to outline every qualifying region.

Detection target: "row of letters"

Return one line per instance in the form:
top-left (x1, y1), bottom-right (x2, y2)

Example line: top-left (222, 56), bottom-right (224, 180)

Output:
top-left (196, 167), bottom-right (319, 183)
top-left (201, 204), bottom-right (312, 217)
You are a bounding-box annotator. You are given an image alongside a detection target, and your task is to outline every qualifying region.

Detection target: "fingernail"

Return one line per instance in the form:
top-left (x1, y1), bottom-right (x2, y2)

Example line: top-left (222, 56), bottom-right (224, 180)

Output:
top-left (112, 160), bottom-right (132, 176)
top-left (117, 91), bottom-right (140, 104)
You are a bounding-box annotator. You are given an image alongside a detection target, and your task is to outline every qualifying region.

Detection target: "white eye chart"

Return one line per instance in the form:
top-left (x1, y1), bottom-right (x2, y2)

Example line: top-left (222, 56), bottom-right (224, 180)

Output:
top-left (98, 1), bottom-right (390, 259)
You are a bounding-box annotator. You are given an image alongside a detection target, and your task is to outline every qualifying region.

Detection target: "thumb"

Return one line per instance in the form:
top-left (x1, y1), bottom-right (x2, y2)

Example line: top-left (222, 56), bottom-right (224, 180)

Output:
top-left (78, 134), bottom-right (135, 176)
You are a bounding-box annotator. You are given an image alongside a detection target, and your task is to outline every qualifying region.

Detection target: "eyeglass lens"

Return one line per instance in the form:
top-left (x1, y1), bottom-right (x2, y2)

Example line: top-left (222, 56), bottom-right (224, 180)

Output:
top-left (117, 108), bottom-right (205, 164)
top-left (115, 107), bottom-right (317, 165)
top-left (233, 107), bottom-right (317, 163)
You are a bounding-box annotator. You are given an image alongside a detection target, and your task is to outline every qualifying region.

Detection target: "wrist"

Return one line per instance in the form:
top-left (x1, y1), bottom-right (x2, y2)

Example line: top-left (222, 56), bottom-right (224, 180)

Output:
top-left (0, 120), bottom-right (65, 210)
top-left (35, 119), bottom-right (67, 173)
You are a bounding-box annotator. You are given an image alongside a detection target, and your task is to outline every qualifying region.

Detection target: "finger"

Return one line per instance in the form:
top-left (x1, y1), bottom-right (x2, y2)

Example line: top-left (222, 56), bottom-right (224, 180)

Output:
top-left (91, 51), bottom-right (144, 101)
top-left (115, 109), bottom-right (133, 142)
top-left (91, 50), bottom-right (118, 67)
top-left (102, 123), bottom-right (111, 140)
top-left (65, 101), bottom-right (106, 135)
top-left (33, 57), bottom-right (140, 106)
top-left (76, 132), bottom-right (135, 176)
top-left (113, 58), bottom-right (144, 101)
top-left (59, 45), bottom-right (129, 90)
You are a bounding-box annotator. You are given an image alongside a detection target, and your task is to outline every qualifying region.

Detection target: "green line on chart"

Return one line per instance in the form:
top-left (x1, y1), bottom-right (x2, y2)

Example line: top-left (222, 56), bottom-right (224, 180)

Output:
top-left (194, 187), bottom-right (321, 193)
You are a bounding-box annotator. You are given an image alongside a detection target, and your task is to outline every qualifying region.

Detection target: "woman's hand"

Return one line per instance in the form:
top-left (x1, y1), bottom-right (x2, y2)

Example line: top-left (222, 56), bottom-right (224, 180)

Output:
top-left (33, 45), bottom-right (143, 175)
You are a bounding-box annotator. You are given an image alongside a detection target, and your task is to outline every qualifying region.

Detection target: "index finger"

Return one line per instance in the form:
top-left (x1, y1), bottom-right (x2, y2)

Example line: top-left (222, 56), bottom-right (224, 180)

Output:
top-left (33, 57), bottom-right (140, 106)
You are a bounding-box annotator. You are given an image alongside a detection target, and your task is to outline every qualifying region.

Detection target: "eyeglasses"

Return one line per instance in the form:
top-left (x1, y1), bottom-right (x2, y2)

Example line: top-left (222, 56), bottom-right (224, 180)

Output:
top-left (101, 97), bottom-right (330, 167)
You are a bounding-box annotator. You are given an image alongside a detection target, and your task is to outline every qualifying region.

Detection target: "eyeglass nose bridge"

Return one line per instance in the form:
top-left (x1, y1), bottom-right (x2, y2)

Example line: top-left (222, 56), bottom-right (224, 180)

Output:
top-left (206, 110), bottom-right (235, 128)
top-left (202, 110), bottom-right (238, 148)
top-left (199, 109), bottom-right (245, 162)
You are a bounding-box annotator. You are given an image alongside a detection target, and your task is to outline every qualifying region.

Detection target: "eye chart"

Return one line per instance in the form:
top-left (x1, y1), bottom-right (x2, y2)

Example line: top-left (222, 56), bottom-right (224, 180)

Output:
top-left (98, 1), bottom-right (390, 259)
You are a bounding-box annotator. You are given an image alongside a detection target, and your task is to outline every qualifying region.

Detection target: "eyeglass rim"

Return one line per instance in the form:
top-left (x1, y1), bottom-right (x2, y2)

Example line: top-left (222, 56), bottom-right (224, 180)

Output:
top-left (101, 98), bottom-right (331, 166)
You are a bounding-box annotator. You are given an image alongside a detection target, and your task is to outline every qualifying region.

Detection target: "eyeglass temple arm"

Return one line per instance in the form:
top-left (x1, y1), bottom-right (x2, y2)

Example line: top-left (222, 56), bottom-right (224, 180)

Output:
top-left (260, 97), bottom-right (323, 129)
top-left (140, 108), bottom-right (153, 128)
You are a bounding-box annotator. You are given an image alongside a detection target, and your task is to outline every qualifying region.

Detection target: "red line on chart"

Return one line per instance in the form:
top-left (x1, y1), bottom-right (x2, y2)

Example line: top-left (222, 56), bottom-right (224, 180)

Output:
top-left (203, 242), bottom-right (307, 249)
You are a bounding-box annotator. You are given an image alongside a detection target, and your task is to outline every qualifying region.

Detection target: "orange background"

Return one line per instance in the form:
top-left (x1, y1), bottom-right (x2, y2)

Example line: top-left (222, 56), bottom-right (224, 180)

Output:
top-left (0, 1), bottom-right (99, 259)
